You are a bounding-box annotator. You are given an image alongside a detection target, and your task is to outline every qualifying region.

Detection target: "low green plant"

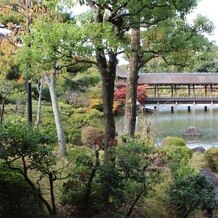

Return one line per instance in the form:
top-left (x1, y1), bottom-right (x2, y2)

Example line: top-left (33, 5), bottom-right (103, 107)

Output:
top-left (0, 122), bottom-right (59, 215)
top-left (204, 147), bottom-right (218, 172)
top-left (161, 137), bottom-right (193, 179)
top-left (61, 138), bottom-right (160, 217)
top-left (168, 174), bottom-right (215, 218)
top-left (164, 145), bottom-right (193, 163)
top-left (162, 136), bottom-right (186, 147)
top-left (0, 165), bottom-right (45, 217)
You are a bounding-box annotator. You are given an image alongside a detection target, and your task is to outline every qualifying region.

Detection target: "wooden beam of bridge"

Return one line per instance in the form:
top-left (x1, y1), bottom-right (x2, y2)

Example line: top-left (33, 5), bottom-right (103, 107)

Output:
top-left (145, 97), bottom-right (218, 104)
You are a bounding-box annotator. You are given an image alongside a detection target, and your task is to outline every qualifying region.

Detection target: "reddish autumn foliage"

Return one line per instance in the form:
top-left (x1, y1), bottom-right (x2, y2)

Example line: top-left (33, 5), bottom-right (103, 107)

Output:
top-left (137, 84), bottom-right (148, 104)
top-left (114, 84), bottom-right (148, 104)
top-left (114, 87), bottom-right (126, 101)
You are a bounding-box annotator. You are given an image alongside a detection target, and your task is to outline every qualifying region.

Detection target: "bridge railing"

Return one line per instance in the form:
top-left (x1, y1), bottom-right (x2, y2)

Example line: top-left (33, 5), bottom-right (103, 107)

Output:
top-left (145, 97), bottom-right (218, 104)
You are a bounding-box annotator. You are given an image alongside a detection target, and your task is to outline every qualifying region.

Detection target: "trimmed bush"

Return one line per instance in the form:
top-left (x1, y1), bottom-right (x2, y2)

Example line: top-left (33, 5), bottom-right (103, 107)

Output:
top-left (164, 145), bottom-right (193, 163)
top-left (204, 147), bottom-right (218, 172)
top-left (162, 136), bottom-right (186, 147)
top-left (161, 137), bottom-right (192, 163)
top-left (81, 126), bottom-right (103, 147)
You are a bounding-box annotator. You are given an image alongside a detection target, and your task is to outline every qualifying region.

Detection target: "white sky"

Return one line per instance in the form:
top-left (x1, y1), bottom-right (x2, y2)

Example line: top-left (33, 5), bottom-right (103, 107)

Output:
top-left (187, 0), bottom-right (218, 45)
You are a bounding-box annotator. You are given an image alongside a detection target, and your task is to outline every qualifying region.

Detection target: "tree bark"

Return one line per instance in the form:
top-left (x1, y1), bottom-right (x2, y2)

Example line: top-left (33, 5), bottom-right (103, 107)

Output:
top-left (94, 6), bottom-right (117, 162)
top-left (46, 72), bottom-right (66, 156)
top-left (27, 81), bottom-right (32, 125)
top-left (0, 98), bottom-right (5, 124)
top-left (49, 173), bottom-right (56, 215)
top-left (124, 27), bottom-right (140, 137)
top-left (97, 51), bottom-right (117, 161)
top-left (35, 80), bottom-right (43, 126)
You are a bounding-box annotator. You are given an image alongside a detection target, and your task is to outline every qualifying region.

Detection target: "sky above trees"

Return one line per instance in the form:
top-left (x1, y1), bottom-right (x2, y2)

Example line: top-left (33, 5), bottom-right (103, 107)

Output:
top-left (187, 0), bottom-right (218, 45)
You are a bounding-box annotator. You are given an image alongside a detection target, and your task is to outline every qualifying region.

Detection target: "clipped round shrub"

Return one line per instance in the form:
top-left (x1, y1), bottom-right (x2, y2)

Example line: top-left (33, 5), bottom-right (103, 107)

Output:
top-left (81, 126), bottom-right (103, 147)
top-left (162, 136), bottom-right (186, 147)
top-left (204, 147), bottom-right (218, 172)
top-left (0, 166), bottom-right (45, 217)
top-left (164, 145), bottom-right (193, 163)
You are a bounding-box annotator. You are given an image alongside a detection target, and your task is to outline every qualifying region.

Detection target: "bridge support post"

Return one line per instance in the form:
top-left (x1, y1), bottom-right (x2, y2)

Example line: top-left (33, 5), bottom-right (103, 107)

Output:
top-left (204, 106), bottom-right (207, 112)
top-left (188, 106), bottom-right (191, 112)
top-left (171, 106), bottom-right (174, 113)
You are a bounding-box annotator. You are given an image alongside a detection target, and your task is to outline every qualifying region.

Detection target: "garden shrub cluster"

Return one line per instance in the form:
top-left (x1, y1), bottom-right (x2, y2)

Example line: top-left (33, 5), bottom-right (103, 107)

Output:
top-left (0, 121), bottom-right (216, 217)
top-left (81, 126), bottom-right (103, 147)
top-left (162, 136), bottom-right (186, 147)
top-left (61, 138), bottom-right (160, 217)
top-left (168, 174), bottom-right (215, 218)
top-left (0, 165), bottom-right (45, 217)
top-left (204, 147), bottom-right (218, 172)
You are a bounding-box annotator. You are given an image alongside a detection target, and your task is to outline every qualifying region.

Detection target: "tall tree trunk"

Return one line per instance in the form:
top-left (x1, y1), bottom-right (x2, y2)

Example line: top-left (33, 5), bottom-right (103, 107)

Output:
top-left (35, 80), bottom-right (43, 126)
top-left (124, 27), bottom-right (140, 137)
top-left (27, 81), bottom-right (33, 125)
top-left (46, 72), bottom-right (66, 156)
top-left (49, 173), bottom-right (56, 215)
top-left (0, 97), bottom-right (5, 124)
top-left (97, 51), bottom-right (117, 161)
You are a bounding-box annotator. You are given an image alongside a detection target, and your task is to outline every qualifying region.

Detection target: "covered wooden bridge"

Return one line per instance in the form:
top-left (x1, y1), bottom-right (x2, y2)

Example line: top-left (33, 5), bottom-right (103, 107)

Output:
top-left (116, 67), bottom-right (218, 104)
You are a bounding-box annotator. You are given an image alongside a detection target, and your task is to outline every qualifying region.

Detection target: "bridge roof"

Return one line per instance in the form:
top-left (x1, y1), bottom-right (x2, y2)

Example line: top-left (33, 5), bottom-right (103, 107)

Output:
top-left (138, 73), bottom-right (218, 85)
top-left (116, 68), bottom-right (218, 85)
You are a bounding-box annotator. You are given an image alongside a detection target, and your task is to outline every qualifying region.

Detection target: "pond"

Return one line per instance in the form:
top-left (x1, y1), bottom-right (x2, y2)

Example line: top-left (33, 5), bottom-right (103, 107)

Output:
top-left (115, 104), bottom-right (218, 149)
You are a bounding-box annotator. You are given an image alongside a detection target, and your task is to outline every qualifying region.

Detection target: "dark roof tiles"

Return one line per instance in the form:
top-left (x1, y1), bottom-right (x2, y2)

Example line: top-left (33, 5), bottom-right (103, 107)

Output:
top-left (138, 73), bottom-right (218, 85)
top-left (116, 67), bottom-right (218, 85)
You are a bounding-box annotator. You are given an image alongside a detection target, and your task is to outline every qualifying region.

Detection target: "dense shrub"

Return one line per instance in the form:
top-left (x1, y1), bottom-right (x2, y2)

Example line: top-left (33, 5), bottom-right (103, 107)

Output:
top-left (162, 136), bottom-right (186, 147)
top-left (61, 139), bottom-right (159, 217)
top-left (88, 98), bottom-right (103, 112)
top-left (0, 165), bottom-right (45, 217)
top-left (161, 137), bottom-right (193, 179)
top-left (81, 126), bottom-right (103, 147)
top-left (204, 147), bottom-right (218, 172)
top-left (162, 136), bottom-right (192, 164)
top-left (164, 144), bottom-right (193, 163)
top-left (168, 174), bottom-right (215, 218)
top-left (0, 123), bottom-right (58, 215)
top-left (75, 73), bottom-right (101, 87)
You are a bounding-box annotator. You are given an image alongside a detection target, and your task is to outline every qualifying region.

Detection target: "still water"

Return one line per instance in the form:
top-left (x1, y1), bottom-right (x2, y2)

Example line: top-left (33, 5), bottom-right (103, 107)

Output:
top-left (116, 104), bottom-right (218, 149)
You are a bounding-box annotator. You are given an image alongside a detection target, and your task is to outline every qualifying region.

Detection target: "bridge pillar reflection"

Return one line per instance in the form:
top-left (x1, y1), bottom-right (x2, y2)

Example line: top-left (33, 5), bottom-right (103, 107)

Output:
top-left (188, 106), bottom-right (191, 112)
top-left (171, 106), bottom-right (174, 113)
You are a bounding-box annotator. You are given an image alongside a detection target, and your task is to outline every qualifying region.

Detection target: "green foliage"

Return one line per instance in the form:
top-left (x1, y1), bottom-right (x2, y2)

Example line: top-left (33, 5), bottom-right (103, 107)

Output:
top-left (162, 136), bottom-right (186, 147)
top-left (168, 174), bottom-right (215, 218)
top-left (0, 122), bottom-right (57, 179)
top-left (204, 147), bottom-right (218, 172)
top-left (164, 145), bottom-right (193, 163)
top-left (73, 68), bottom-right (101, 88)
top-left (61, 139), bottom-right (159, 217)
top-left (162, 136), bottom-right (193, 179)
top-left (0, 122), bottom-right (57, 215)
top-left (61, 147), bottom-right (94, 206)
top-left (0, 165), bottom-right (45, 217)
top-left (60, 105), bottom-right (103, 145)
